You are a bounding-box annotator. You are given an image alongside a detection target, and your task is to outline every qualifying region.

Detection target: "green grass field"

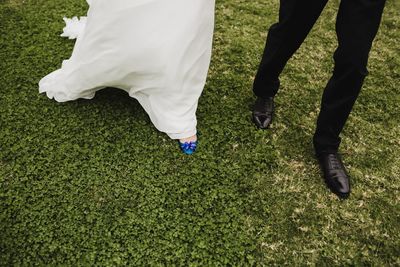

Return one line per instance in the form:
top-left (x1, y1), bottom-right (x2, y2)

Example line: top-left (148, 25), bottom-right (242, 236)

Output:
top-left (1, 0), bottom-right (399, 265)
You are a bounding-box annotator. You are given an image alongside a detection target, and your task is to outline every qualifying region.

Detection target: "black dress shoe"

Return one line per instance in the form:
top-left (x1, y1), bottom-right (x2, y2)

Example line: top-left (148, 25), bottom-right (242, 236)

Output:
top-left (317, 153), bottom-right (351, 199)
top-left (252, 97), bottom-right (274, 129)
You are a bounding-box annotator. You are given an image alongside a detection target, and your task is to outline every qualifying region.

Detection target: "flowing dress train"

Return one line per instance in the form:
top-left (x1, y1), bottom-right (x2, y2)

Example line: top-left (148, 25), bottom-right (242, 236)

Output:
top-left (39, 0), bottom-right (215, 139)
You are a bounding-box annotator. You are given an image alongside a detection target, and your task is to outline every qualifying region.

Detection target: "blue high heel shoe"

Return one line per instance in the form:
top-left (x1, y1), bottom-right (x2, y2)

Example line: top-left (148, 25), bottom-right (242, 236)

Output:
top-left (179, 140), bottom-right (198, 155)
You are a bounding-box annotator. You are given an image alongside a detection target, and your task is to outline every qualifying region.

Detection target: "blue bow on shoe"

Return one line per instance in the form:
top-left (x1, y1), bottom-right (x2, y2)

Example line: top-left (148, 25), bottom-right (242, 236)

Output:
top-left (179, 141), bottom-right (198, 155)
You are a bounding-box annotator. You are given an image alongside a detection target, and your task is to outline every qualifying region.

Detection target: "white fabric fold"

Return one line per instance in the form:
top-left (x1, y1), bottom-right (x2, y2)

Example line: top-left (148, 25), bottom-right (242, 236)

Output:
top-left (60, 17), bottom-right (87, 39)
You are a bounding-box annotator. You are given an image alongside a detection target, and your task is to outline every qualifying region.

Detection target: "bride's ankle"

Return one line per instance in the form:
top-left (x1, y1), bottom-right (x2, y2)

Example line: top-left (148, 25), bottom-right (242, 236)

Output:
top-left (179, 135), bottom-right (197, 143)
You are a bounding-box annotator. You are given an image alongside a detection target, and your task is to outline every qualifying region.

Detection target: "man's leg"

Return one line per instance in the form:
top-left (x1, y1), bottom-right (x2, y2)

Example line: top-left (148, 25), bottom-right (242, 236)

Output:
top-left (313, 0), bottom-right (386, 198)
top-left (253, 0), bottom-right (329, 99)
top-left (313, 0), bottom-right (386, 154)
top-left (252, 0), bottom-right (328, 129)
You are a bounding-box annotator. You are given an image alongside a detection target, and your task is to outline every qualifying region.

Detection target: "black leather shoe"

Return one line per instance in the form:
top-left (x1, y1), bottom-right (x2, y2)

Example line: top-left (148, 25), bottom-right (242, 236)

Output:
top-left (252, 97), bottom-right (274, 129)
top-left (317, 153), bottom-right (351, 199)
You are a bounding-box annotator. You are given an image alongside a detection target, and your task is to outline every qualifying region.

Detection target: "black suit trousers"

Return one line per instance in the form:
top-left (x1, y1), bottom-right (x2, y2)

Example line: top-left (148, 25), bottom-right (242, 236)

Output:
top-left (253, 0), bottom-right (386, 154)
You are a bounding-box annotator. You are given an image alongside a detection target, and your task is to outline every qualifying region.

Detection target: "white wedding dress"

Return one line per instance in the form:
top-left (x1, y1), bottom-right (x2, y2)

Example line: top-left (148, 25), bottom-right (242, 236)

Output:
top-left (39, 0), bottom-right (215, 139)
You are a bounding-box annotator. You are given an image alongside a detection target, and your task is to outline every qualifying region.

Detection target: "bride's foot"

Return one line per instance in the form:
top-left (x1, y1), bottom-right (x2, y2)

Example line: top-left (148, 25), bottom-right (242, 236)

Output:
top-left (179, 135), bottom-right (198, 155)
